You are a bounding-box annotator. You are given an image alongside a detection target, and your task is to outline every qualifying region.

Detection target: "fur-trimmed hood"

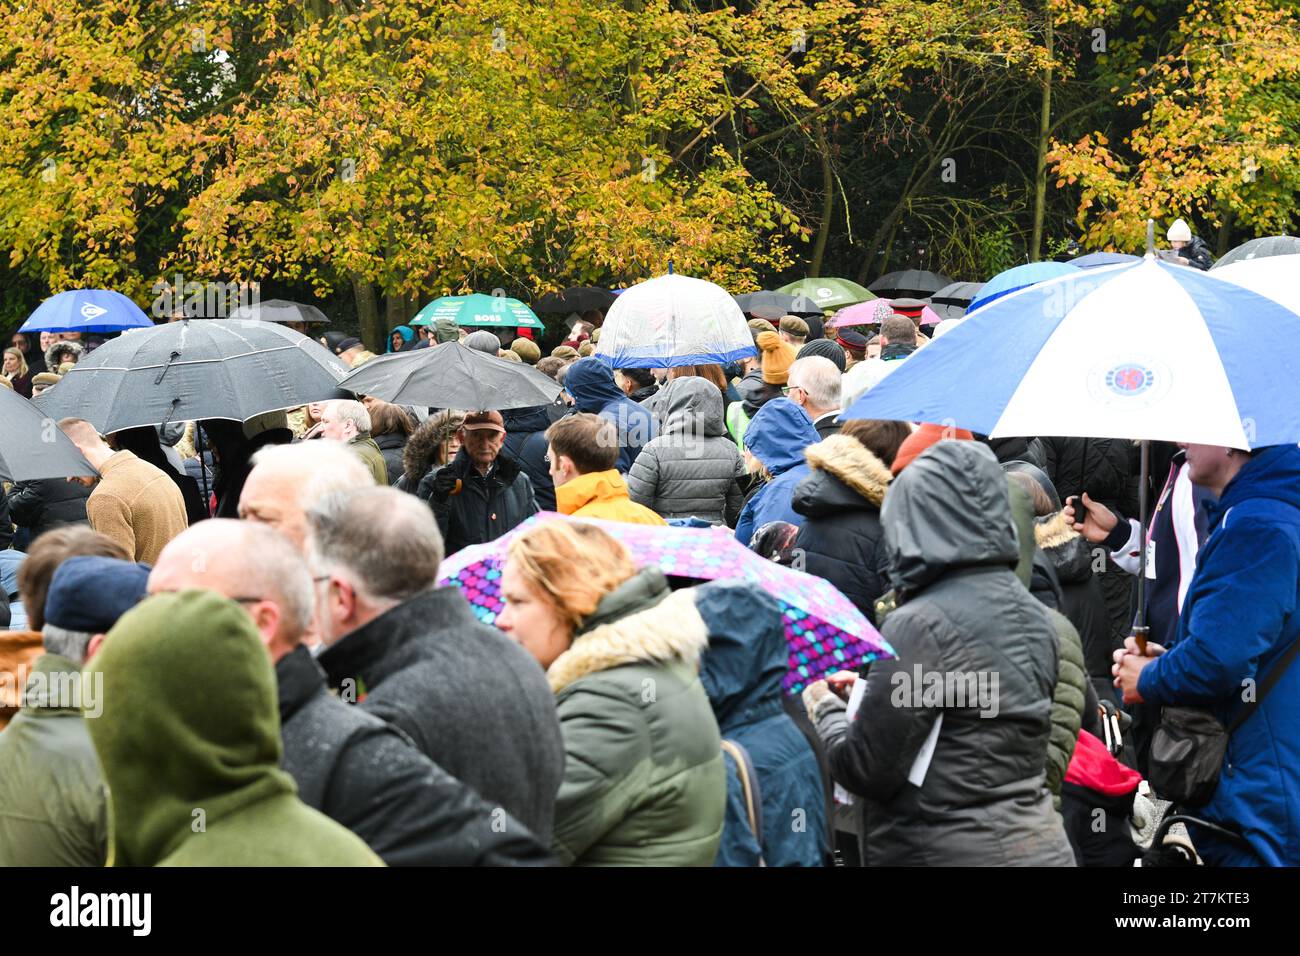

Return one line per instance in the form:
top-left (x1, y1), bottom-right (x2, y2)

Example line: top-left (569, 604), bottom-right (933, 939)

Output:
top-left (402, 412), bottom-right (465, 485)
top-left (1034, 510), bottom-right (1093, 584)
top-left (792, 433), bottom-right (892, 519)
top-left (547, 573), bottom-right (710, 695)
top-left (44, 340), bottom-right (83, 371)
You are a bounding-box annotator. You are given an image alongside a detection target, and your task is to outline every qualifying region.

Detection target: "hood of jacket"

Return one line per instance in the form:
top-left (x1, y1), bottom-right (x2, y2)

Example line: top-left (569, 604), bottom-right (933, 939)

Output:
top-left (793, 433), bottom-right (891, 517)
top-left (502, 404), bottom-right (560, 436)
top-left (564, 357), bottom-right (625, 412)
top-left (743, 397), bottom-right (818, 476)
top-left (658, 376), bottom-right (726, 438)
top-left (737, 369), bottom-right (782, 417)
top-left (84, 590), bottom-right (294, 866)
top-left (695, 581), bottom-right (786, 732)
top-left (556, 469), bottom-right (632, 515)
top-left (402, 414), bottom-right (464, 484)
top-left (1214, 443), bottom-right (1300, 521)
top-left (387, 325), bottom-right (415, 352)
top-left (44, 339), bottom-right (84, 370)
top-left (1034, 511), bottom-right (1093, 584)
top-left (548, 568), bottom-right (707, 693)
top-left (882, 440), bottom-right (1020, 594)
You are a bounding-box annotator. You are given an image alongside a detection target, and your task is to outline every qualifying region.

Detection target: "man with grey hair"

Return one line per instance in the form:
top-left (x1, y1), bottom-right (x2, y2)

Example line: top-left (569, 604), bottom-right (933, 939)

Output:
top-left (310, 486), bottom-right (565, 843)
top-left (239, 440), bottom-right (375, 550)
top-left (319, 398), bottom-right (388, 484)
top-left (786, 356), bottom-right (845, 439)
top-left (147, 519), bottom-right (550, 866)
top-left (0, 555), bottom-right (150, 866)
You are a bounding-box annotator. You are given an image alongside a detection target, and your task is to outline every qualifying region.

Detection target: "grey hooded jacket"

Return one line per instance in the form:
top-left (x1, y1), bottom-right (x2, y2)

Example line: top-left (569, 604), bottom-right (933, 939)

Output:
top-left (626, 378), bottom-right (746, 526)
top-left (813, 440), bottom-right (1075, 866)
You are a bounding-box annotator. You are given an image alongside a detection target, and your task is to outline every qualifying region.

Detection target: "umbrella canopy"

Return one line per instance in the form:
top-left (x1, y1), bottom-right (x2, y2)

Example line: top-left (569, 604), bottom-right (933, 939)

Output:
top-left (930, 281), bottom-right (984, 306)
top-left (595, 273), bottom-right (756, 369)
top-left (842, 257), bottom-right (1300, 449)
top-left (338, 342), bottom-right (563, 410)
top-left (966, 261), bottom-right (1080, 313)
top-left (19, 290), bottom-right (153, 334)
top-left (438, 512), bottom-right (894, 695)
top-left (228, 298), bottom-right (330, 325)
top-left (411, 293), bottom-right (543, 330)
top-left (1071, 251), bottom-right (1140, 269)
top-left (1212, 256), bottom-right (1300, 316)
top-left (868, 269), bottom-right (953, 299)
top-left (1212, 235), bottom-right (1300, 270)
top-left (734, 290), bottom-right (824, 320)
top-left (0, 388), bottom-right (98, 483)
top-left (532, 286), bottom-right (616, 314)
top-left (33, 319), bottom-right (350, 433)
top-left (775, 277), bottom-right (875, 311)
top-left (829, 298), bottom-right (942, 329)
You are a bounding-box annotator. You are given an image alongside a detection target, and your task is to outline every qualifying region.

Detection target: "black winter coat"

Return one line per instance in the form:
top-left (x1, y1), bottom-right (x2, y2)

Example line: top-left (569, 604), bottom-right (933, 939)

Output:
top-left (277, 646), bottom-right (552, 866)
top-left (1038, 436), bottom-right (1138, 516)
top-left (374, 432), bottom-right (407, 487)
top-left (1035, 512), bottom-right (1117, 684)
top-left (5, 479), bottom-right (91, 540)
top-left (419, 448), bottom-right (538, 554)
top-left (813, 441), bottom-right (1075, 866)
top-left (791, 434), bottom-right (893, 625)
top-left (501, 404), bottom-right (566, 512)
top-left (317, 587), bottom-right (567, 843)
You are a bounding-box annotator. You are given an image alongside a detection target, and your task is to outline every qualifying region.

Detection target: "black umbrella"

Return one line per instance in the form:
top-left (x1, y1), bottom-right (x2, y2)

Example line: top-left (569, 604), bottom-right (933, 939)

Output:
top-left (338, 342), bottom-right (563, 410)
top-left (34, 319), bottom-right (350, 433)
top-left (533, 287), bottom-right (616, 314)
top-left (0, 388), bottom-right (97, 482)
top-left (929, 281), bottom-right (984, 307)
top-left (733, 290), bottom-right (824, 320)
top-left (228, 298), bottom-right (331, 325)
top-left (1211, 236), bottom-right (1300, 270)
top-left (868, 269), bottom-right (953, 299)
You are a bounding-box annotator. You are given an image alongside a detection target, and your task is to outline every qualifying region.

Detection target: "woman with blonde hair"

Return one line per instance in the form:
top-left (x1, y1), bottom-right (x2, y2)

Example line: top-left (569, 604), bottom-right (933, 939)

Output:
top-left (496, 521), bottom-right (725, 865)
top-left (2, 347), bottom-right (31, 397)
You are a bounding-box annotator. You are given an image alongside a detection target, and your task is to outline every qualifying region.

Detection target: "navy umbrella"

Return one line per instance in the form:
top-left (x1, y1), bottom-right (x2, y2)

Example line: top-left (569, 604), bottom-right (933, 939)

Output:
top-left (0, 388), bottom-right (97, 483)
top-left (34, 320), bottom-right (350, 433)
top-left (339, 342), bottom-right (563, 410)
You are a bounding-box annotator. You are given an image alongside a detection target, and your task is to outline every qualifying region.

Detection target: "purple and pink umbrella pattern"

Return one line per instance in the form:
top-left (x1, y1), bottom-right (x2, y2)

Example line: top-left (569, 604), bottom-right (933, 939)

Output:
top-left (438, 513), bottom-right (895, 695)
top-left (828, 298), bottom-right (943, 329)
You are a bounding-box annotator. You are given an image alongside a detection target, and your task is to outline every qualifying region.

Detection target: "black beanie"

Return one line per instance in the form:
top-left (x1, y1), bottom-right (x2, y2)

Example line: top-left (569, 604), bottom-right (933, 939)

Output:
top-left (797, 338), bottom-right (846, 373)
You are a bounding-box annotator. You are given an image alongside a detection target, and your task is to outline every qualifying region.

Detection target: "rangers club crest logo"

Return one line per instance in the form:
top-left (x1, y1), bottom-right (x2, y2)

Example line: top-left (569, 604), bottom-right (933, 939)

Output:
top-left (1087, 355), bottom-right (1171, 409)
top-left (1104, 363), bottom-right (1155, 397)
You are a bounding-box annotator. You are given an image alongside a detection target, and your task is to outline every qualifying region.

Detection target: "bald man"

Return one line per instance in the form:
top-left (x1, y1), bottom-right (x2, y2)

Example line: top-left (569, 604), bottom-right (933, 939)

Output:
top-left (147, 519), bottom-right (550, 866)
top-left (57, 418), bottom-right (187, 564)
top-left (237, 440), bottom-right (375, 550)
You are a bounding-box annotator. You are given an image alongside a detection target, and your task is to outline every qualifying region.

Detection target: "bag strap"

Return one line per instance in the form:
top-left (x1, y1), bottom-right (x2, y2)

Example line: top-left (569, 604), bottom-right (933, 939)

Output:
top-left (721, 738), bottom-right (765, 861)
top-left (1227, 635), bottom-right (1300, 736)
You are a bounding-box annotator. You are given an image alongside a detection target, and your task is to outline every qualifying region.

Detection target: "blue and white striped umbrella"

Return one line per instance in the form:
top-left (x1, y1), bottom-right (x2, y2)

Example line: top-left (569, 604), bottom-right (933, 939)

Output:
top-left (595, 273), bottom-right (756, 369)
top-left (842, 257), bottom-right (1300, 449)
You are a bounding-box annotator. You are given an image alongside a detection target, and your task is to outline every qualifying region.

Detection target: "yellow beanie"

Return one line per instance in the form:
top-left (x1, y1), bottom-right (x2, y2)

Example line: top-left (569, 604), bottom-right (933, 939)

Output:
top-left (757, 331), bottom-right (796, 385)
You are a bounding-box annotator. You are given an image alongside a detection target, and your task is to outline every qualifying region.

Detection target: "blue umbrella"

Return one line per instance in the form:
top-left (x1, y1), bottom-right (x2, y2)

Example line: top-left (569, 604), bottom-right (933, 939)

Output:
top-left (842, 257), bottom-right (1300, 449)
top-left (1071, 251), bottom-right (1141, 269)
top-left (19, 289), bottom-right (153, 334)
top-left (966, 261), bottom-right (1080, 313)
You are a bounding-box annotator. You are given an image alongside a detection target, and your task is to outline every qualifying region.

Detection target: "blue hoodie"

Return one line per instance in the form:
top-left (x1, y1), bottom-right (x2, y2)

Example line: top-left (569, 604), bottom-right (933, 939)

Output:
top-left (697, 581), bottom-right (829, 867)
top-left (1138, 443), bottom-right (1300, 866)
top-left (563, 358), bottom-right (658, 473)
top-left (735, 398), bottom-right (819, 546)
top-left (387, 325), bottom-right (415, 353)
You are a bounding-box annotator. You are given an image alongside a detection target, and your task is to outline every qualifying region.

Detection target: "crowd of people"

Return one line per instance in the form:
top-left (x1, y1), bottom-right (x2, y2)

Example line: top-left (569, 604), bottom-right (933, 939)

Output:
top-left (1, 248), bottom-right (1297, 868)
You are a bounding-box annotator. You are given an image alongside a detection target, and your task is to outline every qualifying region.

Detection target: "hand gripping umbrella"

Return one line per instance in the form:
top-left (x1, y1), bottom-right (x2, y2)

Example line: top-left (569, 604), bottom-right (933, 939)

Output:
top-left (438, 512), bottom-right (894, 695)
top-left (338, 341), bottom-right (563, 409)
top-left (0, 388), bottom-right (98, 483)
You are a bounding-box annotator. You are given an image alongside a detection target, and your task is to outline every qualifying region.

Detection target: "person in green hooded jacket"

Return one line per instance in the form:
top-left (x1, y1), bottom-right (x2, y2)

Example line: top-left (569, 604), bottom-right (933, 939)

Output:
top-left (496, 520), bottom-right (725, 866)
top-left (84, 589), bottom-right (382, 867)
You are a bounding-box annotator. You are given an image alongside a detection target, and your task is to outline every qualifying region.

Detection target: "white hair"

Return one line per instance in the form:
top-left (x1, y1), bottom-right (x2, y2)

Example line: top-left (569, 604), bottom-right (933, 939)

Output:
top-left (42, 624), bottom-right (96, 663)
top-left (249, 440), bottom-right (376, 508)
top-left (788, 356), bottom-right (842, 411)
top-left (326, 399), bottom-right (371, 434)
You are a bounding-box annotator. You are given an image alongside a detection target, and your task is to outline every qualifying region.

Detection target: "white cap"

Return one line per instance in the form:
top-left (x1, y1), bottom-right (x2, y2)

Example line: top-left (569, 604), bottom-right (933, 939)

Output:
top-left (1167, 218), bottom-right (1192, 242)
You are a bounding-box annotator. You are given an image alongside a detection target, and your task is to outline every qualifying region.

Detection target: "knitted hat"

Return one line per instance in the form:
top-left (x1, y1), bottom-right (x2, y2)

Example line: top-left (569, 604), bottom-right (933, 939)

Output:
top-left (1167, 218), bottom-right (1192, 242)
top-left (756, 331), bottom-right (797, 385)
top-left (890, 422), bottom-right (974, 476)
top-left (797, 338), bottom-right (846, 373)
top-left (778, 315), bottom-right (809, 339)
top-left (551, 345), bottom-right (580, 361)
top-left (45, 556), bottom-right (152, 634)
top-left (510, 338), bottom-right (541, 364)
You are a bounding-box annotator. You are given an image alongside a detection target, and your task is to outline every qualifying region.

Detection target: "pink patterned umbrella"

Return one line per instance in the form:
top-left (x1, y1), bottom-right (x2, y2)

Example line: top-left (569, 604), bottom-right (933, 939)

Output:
top-left (438, 513), bottom-right (894, 695)
top-left (829, 298), bottom-right (942, 329)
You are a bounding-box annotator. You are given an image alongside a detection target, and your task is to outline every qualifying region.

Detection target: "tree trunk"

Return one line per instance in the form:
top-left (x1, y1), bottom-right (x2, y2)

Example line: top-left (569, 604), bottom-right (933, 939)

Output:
top-left (352, 276), bottom-right (382, 352)
top-left (1216, 207), bottom-right (1237, 257)
top-left (1030, 12), bottom-right (1053, 262)
top-left (809, 120), bottom-right (834, 278)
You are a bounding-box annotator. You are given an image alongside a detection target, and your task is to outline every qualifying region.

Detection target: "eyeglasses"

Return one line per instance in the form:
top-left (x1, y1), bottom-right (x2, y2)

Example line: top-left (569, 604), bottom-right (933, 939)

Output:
top-left (782, 385), bottom-right (805, 397)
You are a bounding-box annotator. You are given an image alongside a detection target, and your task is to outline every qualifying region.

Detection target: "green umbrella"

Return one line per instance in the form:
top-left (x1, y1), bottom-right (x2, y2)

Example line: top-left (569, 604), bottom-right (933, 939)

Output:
top-left (410, 293), bottom-right (544, 330)
top-left (775, 277), bottom-right (875, 312)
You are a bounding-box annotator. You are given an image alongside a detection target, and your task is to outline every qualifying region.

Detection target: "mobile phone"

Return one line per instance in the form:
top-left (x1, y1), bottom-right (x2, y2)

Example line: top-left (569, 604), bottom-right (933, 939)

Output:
top-left (1068, 494), bottom-right (1087, 526)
